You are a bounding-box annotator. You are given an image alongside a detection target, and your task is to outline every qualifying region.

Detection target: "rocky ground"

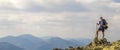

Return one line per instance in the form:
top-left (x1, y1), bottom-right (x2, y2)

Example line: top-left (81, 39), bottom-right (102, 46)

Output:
top-left (83, 38), bottom-right (120, 50)
top-left (53, 38), bottom-right (120, 50)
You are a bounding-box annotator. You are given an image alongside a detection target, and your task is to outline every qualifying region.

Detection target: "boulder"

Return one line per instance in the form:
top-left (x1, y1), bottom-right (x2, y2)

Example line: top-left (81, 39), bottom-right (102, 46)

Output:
top-left (89, 37), bottom-right (109, 47)
top-left (84, 38), bottom-right (110, 50)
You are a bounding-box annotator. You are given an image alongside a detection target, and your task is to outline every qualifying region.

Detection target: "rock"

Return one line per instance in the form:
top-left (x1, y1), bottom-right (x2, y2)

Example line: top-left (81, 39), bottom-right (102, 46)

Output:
top-left (89, 38), bottom-right (109, 47)
top-left (53, 39), bottom-right (120, 50)
top-left (74, 38), bottom-right (119, 50)
top-left (103, 40), bottom-right (120, 50)
top-left (92, 46), bottom-right (103, 50)
top-left (83, 38), bottom-right (110, 50)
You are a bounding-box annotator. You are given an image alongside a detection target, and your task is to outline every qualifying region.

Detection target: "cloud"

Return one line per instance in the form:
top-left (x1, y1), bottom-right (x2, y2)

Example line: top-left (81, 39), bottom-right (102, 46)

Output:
top-left (0, 0), bottom-right (90, 12)
top-left (0, 0), bottom-right (120, 41)
top-left (76, 0), bottom-right (96, 3)
top-left (0, 0), bottom-right (118, 12)
top-left (1, 0), bottom-right (119, 13)
top-left (112, 0), bottom-right (120, 3)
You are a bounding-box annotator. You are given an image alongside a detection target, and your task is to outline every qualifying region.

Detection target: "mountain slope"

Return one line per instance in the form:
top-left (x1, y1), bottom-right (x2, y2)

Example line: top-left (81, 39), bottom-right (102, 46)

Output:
top-left (0, 34), bottom-right (92, 50)
top-left (0, 35), bottom-right (47, 50)
top-left (68, 38), bottom-right (92, 46)
top-left (36, 37), bottom-right (80, 50)
top-left (0, 42), bottom-right (25, 50)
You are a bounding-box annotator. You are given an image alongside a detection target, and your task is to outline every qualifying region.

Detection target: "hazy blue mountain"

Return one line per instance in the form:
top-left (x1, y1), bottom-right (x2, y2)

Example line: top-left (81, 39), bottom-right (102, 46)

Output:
top-left (0, 36), bottom-right (34, 50)
top-left (36, 37), bottom-right (86, 50)
top-left (44, 37), bottom-right (79, 46)
top-left (0, 42), bottom-right (25, 50)
top-left (0, 35), bottom-right (47, 50)
top-left (0, 34), bottom-right (91, 50)
top-left (18, 34), bottom-right (46, 43)
top-left (68, 38), bottom-right (92, 46)
top-left (36, 37), bottom-right (67, 50)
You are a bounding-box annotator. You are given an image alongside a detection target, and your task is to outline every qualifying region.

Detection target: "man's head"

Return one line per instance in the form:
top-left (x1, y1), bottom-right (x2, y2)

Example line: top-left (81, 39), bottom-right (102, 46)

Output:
top-left (100, 17), bottom-right (103, 20)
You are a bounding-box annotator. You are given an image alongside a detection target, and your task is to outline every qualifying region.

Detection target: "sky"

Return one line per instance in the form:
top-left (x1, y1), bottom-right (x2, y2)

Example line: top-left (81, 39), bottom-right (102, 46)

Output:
top-left (0, 0), bottom-right (120, 41)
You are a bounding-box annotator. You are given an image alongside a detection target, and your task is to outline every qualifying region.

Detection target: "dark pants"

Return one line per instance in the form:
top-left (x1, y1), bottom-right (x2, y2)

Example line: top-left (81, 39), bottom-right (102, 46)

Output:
top-left (98, 26), bottom-right (105, 32)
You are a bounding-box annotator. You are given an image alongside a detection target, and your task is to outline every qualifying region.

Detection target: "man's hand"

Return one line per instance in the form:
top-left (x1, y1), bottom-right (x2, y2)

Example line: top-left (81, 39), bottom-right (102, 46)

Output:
top-left (103, 25), bottom-right (107, 27)
top-left (96, 23), bottom-right (99, 25)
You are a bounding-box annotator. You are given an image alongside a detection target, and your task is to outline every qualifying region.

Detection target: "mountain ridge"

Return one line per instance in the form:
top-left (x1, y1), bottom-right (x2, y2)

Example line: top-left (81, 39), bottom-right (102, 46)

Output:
top-left (0, 42), bottom-right (25, 50)
top-left (0, 34), bottom-right (92, 50)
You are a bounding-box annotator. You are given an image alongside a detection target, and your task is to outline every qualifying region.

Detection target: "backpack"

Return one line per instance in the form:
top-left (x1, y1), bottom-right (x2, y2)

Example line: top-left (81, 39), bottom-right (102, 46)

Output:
top-left (103, 19), bottom-right (108, 29)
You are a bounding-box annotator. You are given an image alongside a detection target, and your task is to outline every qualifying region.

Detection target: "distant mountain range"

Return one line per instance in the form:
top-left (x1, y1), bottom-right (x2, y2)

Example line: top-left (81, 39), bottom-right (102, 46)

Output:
top-left (0, 42), bottom-right (25, 50)
top-left (0, 34), bottom-right (91, 50)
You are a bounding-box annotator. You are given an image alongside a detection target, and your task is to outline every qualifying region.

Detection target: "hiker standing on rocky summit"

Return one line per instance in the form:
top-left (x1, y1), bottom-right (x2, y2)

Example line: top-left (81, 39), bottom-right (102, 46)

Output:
top-left (96, 17), bottom-right (108, 39)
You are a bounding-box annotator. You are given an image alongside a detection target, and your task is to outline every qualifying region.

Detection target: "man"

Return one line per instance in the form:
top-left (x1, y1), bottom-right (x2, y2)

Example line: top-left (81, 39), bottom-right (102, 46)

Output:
top-left (96, 17), bottom-right (108, 39)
